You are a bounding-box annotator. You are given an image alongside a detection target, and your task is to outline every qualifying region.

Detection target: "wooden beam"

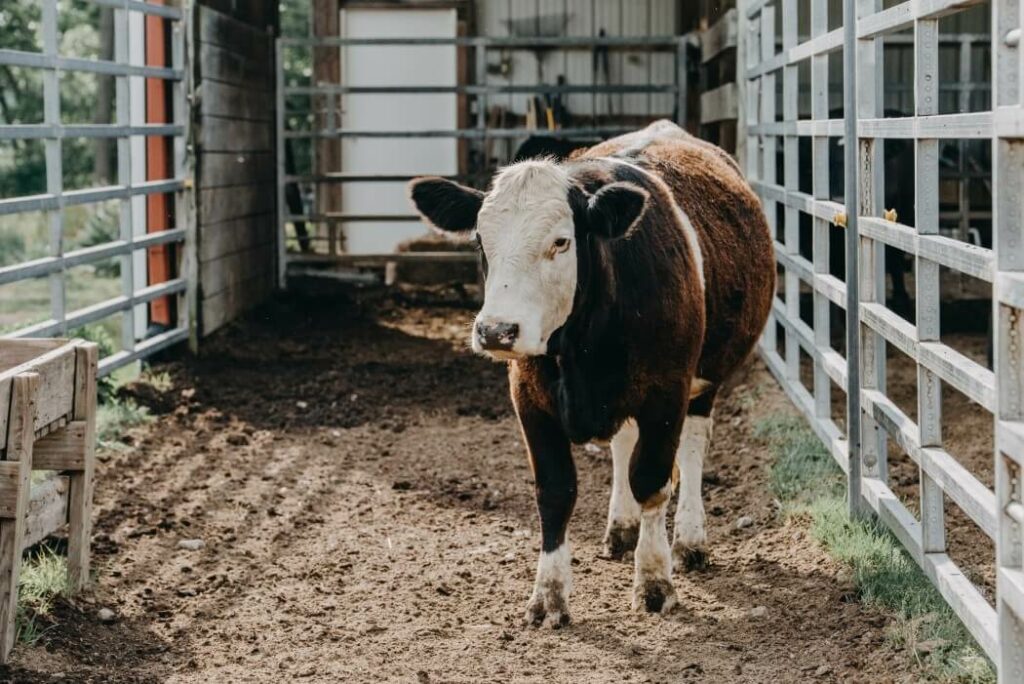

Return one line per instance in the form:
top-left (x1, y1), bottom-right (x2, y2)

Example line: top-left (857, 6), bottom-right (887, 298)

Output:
top-left (32, 421), bottom-right (87, 472)
top-left (0, 374), bottom-right (36, 662)
top-left (66, 344), bottom-right (97, 592)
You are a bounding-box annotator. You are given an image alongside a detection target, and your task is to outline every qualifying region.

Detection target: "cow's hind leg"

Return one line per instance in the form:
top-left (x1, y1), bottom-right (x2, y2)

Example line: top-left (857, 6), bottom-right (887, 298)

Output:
top-left (603, 420), bottom-right (641, 558)
top-left (515, 399), bottom-right (577, 628)
top-left (672, 386), bottom-right (717, 571)
top-left (630, 390), bottom-right (685, 614)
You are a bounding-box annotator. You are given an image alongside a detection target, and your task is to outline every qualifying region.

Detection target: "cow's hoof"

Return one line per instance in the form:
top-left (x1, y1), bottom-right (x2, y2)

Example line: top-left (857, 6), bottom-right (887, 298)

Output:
top-left (602, 521), bottom-right (639, 559)
top-left (632, 577), bottom-right (677, 614)
top-left (524, 587), bottom-right (571, 629)
top-left (672, 543), bottom-right (709, 573)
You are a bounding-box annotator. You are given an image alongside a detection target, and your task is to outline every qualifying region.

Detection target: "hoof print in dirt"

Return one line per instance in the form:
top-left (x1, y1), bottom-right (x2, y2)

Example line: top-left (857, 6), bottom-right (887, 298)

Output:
top-left (633, 578), bottom-right (677, 614)
top-left (524, 589), bottom-right (571, 629)
top-left (602, 522), bottom-right (639, 560)
top-left (673, 544), bottom-right (710, 573)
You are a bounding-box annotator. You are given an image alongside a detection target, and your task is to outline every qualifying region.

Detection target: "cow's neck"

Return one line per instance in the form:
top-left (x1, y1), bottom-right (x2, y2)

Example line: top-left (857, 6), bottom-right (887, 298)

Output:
top-left (548, 234), bottom-right (629, 443)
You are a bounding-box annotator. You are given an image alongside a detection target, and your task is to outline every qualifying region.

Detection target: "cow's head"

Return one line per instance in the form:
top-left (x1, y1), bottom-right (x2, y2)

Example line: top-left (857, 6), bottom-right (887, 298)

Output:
top-left (409, 160), bottom-right (648, 360)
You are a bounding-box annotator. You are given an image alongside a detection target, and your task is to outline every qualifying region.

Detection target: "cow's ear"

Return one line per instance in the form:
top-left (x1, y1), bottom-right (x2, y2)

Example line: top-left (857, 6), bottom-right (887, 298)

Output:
top-left (408, 177), bottom-right (484, 234)
top-left (586, 182), bottom-right (649, 240)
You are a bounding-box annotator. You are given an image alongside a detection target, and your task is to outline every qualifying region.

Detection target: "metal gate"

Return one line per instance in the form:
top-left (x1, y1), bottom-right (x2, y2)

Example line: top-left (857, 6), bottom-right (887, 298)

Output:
top-left (0, 0), bottom-right (192, 376)
top-left (743, 0), bottom-right (1023, 678)
top-left (274, 32), bottom-right (688, 286)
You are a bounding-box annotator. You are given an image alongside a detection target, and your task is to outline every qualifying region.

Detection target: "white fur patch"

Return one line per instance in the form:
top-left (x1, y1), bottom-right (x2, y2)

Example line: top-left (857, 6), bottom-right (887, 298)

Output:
top-left (534, 542), bottom-right (573, 597)
top-left (633, 484), bottom-right (676, 612)
top-left (607, 420), bottom-right (641, 529)
top-left (673, 415), bottom-right (713, 549)
top-left (473, 160), bottom-right (576, 358)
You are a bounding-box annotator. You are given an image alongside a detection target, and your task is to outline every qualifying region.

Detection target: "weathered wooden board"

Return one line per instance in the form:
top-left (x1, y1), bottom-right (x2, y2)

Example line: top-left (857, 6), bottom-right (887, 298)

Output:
top-left (198, 183), bottom-right (276, 226)
top-left (23, 476), bottom-right (69, 551)
top-left (199, 152), bottom-right (275, 190)
top-left (199, 213), bottom-right (276, 263)
top-left (198, 5), bottom-right (274, 63)
top-left (0, 342), bottom-right (78, 452)
top-left (700, 82), bottom-right (738, 123)
top-left (199, 116), bottom-right (274, 154)
top-left (200, 243), bottom-right (276, 300)
top-left (198, 43), bottom-right (272, 92)
top-left (198, 81), bottom-right (275, 123)
top-left (202, 273), bottom-right (275, 336)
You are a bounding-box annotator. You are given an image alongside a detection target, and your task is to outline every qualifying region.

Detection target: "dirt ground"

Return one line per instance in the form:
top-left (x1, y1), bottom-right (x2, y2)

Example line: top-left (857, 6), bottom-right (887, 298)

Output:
top-left (3, 291), bottom-right (945, 683)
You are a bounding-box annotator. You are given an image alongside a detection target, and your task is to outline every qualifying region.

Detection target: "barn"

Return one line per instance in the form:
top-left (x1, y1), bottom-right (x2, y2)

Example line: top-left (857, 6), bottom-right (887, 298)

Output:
top-left (1, 0), bottom-right (1023, 680)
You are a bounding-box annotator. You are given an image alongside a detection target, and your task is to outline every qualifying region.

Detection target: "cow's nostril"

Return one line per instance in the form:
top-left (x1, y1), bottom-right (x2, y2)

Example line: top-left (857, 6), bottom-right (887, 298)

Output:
top-left (476, 321), bottom-right (519, 351)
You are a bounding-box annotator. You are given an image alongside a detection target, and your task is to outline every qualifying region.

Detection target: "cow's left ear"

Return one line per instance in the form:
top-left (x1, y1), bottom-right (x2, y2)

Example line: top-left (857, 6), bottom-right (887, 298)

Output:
top-left (587, 182), bottom-right (649, 240)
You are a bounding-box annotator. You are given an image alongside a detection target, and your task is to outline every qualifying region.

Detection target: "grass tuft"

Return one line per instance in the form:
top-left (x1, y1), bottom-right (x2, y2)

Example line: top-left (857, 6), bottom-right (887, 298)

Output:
top-left (17, 546), bottom-right (69, 645)
top-left (758, 413), bottom-right (995, 683)
top-left (97, 397), bottom-right (152, 448)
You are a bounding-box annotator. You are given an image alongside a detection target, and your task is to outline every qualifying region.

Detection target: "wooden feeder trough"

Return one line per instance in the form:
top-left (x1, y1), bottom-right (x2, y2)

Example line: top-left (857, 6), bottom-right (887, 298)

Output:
top-left (0, 339), bottom-right (97, 662)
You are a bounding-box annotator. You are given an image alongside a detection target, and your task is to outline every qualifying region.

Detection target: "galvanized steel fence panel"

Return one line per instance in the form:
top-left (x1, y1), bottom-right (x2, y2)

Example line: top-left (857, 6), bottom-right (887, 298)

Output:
top-left (0, 0), bottom-right (192, 376)
top-left (743, 0), bottom-right (1023, 678)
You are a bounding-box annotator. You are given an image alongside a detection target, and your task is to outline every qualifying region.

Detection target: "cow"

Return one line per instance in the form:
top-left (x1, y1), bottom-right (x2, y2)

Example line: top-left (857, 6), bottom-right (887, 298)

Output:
top-left (408, 120), bottom-right (775, 625)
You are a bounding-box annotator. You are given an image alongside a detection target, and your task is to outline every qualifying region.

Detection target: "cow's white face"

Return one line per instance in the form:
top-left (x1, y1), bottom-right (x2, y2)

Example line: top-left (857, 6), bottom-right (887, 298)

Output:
top-left (472, 162), bottom-right (577, 358)
top-left (409, 160), bottom-right (649, 361)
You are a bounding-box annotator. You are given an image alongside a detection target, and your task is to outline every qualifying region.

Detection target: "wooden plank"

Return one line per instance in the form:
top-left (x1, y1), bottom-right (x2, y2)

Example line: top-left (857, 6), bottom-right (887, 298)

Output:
top-left (700, 82), bottom-right (738, 123)
top-left (198, 183), bottom-right (276, 225)
top-left (32, 421), bottom-right (87, 472)
top-left (200, 243), bottom-right (276, 300)
top-left (199, 152), bottom-right (276, 190)
top-left (66, 343), bottom-right (96, 592)
top-left (198, 116), bottom-right (274, 153)
top-left (0, 339), bottom-right (65, 372)
top-left (199, 81), bottom-right (275, 123)
top-left (198, 42), bottom-right (272, 91)
top-left (201, 273), bottom-right (275, 336)
top-left (701, 8), bottom-right (737, 64)
top-left (0, 463), bottom-right (21, 519)
top-left (0, 374), bottom-right (36, 662)
top-left (198, 4), bottom-right (273, 63)
top-left (23, 476), bottom-right (69, 551)
top-left (0, 342), bottom-right (77, 452)
top-left (198, 213), bottom-right (276, 263)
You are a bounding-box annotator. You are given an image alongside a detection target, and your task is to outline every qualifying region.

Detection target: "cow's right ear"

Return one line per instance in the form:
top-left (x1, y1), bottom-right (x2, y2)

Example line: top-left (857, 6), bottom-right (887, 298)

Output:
top-left (408, 177), bottom-right (484, 234)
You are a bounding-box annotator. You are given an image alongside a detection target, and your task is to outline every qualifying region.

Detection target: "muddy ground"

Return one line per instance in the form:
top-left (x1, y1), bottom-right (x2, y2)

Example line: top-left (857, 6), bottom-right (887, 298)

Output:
top-left (3, 290), bottom-right (978, 683)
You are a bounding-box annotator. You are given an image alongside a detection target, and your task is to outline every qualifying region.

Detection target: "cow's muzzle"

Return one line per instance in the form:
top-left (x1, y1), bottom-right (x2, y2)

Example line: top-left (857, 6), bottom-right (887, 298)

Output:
top-left (475, 320), bottom-right (519, 351)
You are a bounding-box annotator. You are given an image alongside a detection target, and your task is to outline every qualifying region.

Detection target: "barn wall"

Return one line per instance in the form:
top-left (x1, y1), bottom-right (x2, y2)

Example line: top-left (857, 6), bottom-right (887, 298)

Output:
top-left (194, 1), bottom-right (280, 337)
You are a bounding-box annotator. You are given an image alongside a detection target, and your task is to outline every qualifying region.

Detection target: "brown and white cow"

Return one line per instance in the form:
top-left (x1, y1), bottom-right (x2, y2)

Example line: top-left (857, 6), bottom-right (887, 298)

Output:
top-left (408, 120), bottom-right (775, 625)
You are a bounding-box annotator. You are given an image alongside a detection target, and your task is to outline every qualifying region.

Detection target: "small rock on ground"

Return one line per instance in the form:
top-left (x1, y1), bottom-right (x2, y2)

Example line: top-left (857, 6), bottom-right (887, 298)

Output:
top-left (736, 515), bottom-right (754, 529)
top-left (178, 539), bottom-right (205, 551)
top-left (97, 608), bottom-right (116, 623)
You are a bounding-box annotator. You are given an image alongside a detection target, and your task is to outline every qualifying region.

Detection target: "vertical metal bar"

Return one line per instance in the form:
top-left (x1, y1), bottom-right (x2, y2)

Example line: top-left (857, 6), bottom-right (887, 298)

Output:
top-left (475, 40), bottom-right (487, 180)
top-left (276, 39), bottom-right (289, 289)
top-left (676, 37), bottom-right (687, 128)
top-left (914, 16), bottom-right (945, 554)
top-left (175, 4), bottom-right (197, 351)
top-left (844, 0), bottom-right (863, 517)
top-left (42, 0), bottom-right (65, 335)
top-left (115, 7), bottom-right (135, 355)
top-left (808, 0), bottom-right (831, 421)
top-left (778, 0), bottom-right (798, 385)
top-left (994, 0), bottom-right (1024, 677)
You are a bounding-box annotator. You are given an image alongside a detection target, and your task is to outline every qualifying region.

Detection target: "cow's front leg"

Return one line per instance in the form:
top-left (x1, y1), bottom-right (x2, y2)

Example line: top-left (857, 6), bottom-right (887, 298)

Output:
top-left (672, 412), bottom-right (713, 571)
top-left (603, 420), bottom-right (641, 558)
top-left (630, 392), bottom-right (685, 613)
top-left (516, 402), bottom-right (577, 628)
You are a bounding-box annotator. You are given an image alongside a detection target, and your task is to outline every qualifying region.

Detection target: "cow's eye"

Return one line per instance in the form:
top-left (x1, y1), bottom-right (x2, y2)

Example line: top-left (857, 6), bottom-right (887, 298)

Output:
top-left (552, 237), bottom-right (571, 253)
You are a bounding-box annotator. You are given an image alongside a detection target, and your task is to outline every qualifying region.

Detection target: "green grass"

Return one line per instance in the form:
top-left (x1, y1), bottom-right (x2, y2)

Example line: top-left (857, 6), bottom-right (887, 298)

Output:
top-left (16, 546), bottom-right (70, 645)
top-left (756, 415), bottom-right (995, 683)
top-left (97, 397), bottom-right (151, 448)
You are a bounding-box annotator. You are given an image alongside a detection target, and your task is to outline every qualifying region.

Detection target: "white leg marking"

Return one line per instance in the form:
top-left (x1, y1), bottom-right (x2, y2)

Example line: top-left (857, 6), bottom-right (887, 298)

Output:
top-left (603, 420), bottom-right (641, 557)
top-left (525, 542), bottom-right (572, 627)
top-left (673, 415), bottom-right (713, 567)
top-left (633, 486), bottom-right (677, 613)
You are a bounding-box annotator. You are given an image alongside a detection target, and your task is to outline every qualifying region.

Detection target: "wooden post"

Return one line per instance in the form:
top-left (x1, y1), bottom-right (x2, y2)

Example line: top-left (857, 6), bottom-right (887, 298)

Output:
top-left (0, 373), bottom-right (38, 661)
top-left (66, 343), bottom-right (98, 592)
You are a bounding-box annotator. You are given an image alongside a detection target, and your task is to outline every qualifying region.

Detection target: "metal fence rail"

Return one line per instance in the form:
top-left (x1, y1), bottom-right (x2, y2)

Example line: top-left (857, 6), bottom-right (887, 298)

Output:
top-left (275, 34), bottom-right (687, 287)
top-left (0, 0), bottom-right (191, 377)
top-left (744, 0), bottom-right (1023, 678)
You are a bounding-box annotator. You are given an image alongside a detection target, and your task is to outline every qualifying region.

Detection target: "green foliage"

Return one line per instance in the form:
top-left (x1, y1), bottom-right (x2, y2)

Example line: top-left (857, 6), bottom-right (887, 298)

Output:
top-left (78, 203), bottom-right (120, 277)
top-left (97, 396), bottom-right (151, 448)
top-left (758, 414), bottom-right (995, 683)
top-left (17, 544), bottom-right (69, 646)
top-left (70, 323), bottom-right (117, 402)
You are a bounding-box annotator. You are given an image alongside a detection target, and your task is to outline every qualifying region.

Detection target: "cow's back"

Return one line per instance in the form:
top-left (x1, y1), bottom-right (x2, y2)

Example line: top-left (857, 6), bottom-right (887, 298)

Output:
top-left (580, 121), bottom-right (776, 385)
